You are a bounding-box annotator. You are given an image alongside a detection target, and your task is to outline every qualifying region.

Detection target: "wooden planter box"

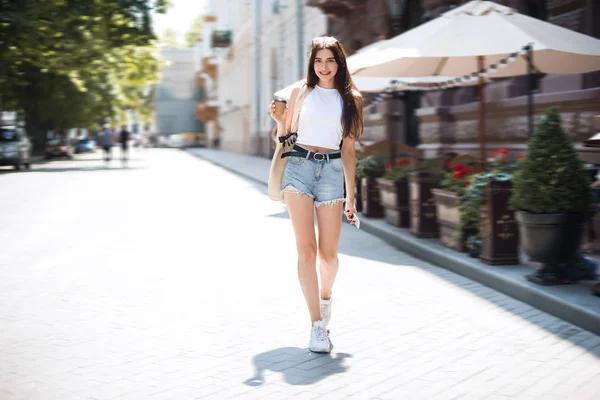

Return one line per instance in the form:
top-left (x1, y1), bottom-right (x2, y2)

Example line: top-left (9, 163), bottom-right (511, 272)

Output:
top-left (360, 168), bottom-right (385, 218)
top-left (377, 177), bottom-right (410, 227)
top-left (480, 181), bottom-right (519, 265)
top-left (432, 188), bottom-right (470, 252)
top-left (409, 171), bottom-right (443, 238)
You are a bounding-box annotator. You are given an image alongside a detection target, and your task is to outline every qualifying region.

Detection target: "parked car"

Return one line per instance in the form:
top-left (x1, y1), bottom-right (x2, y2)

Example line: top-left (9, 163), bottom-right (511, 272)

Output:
top-left (0, 125), bottom-right (32, 170)
top-left (44, 138), bottom-right (73, 159)
top-left (73, 138), bottom-right (96, 154)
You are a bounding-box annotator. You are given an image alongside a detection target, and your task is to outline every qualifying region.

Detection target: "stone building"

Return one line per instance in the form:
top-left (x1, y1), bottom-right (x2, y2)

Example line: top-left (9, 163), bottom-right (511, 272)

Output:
top-left (154, 49), bottom-right (203, 137)
top-left (307, 0), bottom-right (600, 163)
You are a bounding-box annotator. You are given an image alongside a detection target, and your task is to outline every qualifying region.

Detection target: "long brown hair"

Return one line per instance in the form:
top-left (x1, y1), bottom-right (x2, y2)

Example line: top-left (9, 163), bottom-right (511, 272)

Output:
top-left (306, 37), bottom-right (363, 139)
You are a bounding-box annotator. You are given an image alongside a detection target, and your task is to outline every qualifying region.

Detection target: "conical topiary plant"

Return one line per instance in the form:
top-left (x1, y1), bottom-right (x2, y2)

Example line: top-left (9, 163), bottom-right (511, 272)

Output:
top-left (510, 107), bottom-right (594, 285)
top-left (510, 107), bottom-right (591, 213)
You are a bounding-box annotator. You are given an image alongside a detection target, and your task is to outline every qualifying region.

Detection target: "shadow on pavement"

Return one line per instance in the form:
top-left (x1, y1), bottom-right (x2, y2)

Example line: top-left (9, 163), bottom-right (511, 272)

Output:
top-left (244, 347), bottom-right (352, 386)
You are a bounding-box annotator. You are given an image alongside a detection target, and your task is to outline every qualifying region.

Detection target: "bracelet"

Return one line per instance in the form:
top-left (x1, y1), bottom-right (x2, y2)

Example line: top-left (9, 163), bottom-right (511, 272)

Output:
top-left (278, 132), bottom-right (297, 146)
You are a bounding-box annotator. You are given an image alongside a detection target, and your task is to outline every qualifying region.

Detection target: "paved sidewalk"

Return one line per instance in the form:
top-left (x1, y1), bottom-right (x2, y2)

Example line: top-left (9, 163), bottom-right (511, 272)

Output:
top-left (2, 149), bottom-right (599, 400)
top-left (187, 148), bottom-right (600, 336)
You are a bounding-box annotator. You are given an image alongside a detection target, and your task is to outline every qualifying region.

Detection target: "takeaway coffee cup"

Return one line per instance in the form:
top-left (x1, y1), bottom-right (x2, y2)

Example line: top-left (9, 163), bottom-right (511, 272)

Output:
top-left (274, 98), bottom-right (287, 115)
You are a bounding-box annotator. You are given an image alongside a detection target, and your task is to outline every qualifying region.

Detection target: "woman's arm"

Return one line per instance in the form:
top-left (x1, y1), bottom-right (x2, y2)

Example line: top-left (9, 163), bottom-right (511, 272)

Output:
top-left (342, 92), bottom-right (363, 221)
top-left (342, 136), bottom-right (357, 201)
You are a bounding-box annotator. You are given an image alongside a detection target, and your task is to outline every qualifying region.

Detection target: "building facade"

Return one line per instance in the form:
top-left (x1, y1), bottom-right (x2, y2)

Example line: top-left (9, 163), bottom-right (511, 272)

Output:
top-left (307, 0), bottom-right (600, 163)
top-left (155, 48), bottom-right (204, 137)
top-left (196, 0), bottom-right (327, 155)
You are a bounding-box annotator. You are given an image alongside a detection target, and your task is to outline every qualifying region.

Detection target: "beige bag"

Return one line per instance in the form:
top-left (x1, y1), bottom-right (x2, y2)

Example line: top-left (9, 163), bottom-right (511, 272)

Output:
top-left (268, 84), bottom-right (309, 201)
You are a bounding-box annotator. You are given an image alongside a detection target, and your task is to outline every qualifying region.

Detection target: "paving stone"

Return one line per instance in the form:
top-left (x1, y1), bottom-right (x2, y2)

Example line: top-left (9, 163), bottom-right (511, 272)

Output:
top-left (0, 150), bottom-right (599, 400)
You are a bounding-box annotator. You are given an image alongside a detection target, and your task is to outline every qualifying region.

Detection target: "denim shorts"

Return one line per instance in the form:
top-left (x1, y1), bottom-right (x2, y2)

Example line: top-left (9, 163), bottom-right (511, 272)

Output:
top-left (281, 148), bottom-right (345, 207)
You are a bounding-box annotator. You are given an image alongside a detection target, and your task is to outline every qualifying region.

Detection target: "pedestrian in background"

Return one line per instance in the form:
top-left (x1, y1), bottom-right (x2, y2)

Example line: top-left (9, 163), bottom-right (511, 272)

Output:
top-left (268, 36), bottom-right (363, 353)
top-left (119, 125), bottom-right (130, 163)
top-left (100, 125), bottom-right (112, 162)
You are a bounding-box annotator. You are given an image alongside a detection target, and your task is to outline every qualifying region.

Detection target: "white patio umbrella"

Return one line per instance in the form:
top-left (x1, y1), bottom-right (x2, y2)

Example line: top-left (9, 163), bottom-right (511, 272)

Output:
top-left (351, 0), bottom-right (600, 164)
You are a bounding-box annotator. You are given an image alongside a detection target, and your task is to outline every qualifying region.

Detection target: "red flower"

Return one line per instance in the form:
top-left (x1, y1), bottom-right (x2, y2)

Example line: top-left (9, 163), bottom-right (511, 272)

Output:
top-left (501, 155), bottom-right (507, 163)
top-left (445, 161), bottom-right (453, 167)
top-left (491, 151), bottom-right (499, 157)
top-left (452, 165), bottom-right (465, 172)
top-left (499, 149), bottom-right (510, 154)
top-left (453, 172), bottom-right (462, 179)
top-left (386, 161), bottom-right (393, 168)
top-left (464, 180), bottom-right (471, 187)
top-left (517, 155), bottom-right (525, 159)
top-left (396, 159), bottom-right (409, 166)
top-left (463, 167), bottom-right (473, 174)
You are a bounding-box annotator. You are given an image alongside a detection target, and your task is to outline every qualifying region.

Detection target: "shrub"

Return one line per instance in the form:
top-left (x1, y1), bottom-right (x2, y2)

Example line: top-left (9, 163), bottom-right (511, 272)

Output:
top-left (510, 107), bottom-right (591, 213)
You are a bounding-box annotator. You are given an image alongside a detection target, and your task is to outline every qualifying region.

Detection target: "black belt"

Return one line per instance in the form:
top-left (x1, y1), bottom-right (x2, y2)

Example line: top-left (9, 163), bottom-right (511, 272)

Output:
top-left (282, 144), bottom-right (342, 162)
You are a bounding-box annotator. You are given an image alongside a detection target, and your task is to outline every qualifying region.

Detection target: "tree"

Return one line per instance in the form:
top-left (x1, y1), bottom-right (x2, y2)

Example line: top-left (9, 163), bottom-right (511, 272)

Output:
top-left (185, 15), bottom-right (203, 48)
top-left (160, 28), bottom-right (181, 48)
top-left (0, 0), bottom-right (168, 152)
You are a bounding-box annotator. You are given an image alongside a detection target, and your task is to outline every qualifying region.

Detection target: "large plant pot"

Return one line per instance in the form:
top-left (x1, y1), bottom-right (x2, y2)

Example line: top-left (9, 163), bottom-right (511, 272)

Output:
top-left (480, 181), bottom-right (519, 265)
top-left (516, 211), bottom-right (586, 285)
top-left (377, 177), bottom-right (410, 227)
top-left (409, 171), bottom-right (443, 238)
top-left (361, 168), bottom-right (385, 218)
top-left (432, 188), bottom-right (470, 251)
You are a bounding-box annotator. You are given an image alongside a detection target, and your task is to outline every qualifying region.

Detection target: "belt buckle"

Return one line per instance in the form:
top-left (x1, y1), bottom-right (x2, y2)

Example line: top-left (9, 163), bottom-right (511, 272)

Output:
top-left (312, 152), bottom-right (325, 162)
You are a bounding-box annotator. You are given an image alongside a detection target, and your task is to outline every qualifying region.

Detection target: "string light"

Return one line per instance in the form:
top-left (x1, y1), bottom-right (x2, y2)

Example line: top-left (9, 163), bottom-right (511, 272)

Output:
top-left (416, 43), bottom-right (532, 91)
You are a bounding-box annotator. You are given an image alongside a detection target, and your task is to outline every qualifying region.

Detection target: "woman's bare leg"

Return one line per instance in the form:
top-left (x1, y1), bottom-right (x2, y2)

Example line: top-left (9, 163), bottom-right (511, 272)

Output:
top-left (284, 191), bottom-right (321, 325)
top-left (315, 202), bottom-right (343, 300)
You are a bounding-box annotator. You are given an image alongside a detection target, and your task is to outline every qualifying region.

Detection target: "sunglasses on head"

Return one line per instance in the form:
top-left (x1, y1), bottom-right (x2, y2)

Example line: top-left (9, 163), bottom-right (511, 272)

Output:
top-left (312, 36), bottom-right (338, 46)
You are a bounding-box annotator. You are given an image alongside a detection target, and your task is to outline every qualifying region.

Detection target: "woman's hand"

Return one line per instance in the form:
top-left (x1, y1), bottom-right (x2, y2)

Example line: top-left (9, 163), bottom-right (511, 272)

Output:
top-left (269, 101), bottom-right (287, 125)
top-left (344, 196), bottom-right (357, 224)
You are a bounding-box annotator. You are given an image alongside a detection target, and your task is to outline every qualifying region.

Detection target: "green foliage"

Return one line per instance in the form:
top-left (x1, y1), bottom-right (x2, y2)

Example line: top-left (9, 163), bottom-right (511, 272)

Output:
top-left (417, 158), bottom-right (443, 172)
top-left (440, 163), bottom-right (475, 196)
top-left (459, 166), bottom-right (514, 238)
top-left (510, 107), bottom-right (592, 213)
top-left (0, 0), bottom-right (167, 148)
top-left (454, 150), bottom-right (518, 240)
top-left (160, 28), bottom-right (181, 48)
top-left (356, 155), bottom-right (386, 180)
top-left (383, 159), bottom-right (411, 180)
top-left (185, 15), bottom-right (203, 48)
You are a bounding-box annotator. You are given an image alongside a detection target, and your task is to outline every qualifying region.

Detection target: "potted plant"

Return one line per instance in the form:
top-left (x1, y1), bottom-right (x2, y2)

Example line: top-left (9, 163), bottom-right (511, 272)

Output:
top-left (377, 158), bottom-right (412, 227)
top-left (432, 162), bottom-right (475, 251)
top-left (409, 158), bottom-right (444, 238)
top-left (356, 155), bottom-right (386, 218)
top-left (461, 150), bottom-right (521, 264)
top-left (510, 107), bottom-right (593, 285)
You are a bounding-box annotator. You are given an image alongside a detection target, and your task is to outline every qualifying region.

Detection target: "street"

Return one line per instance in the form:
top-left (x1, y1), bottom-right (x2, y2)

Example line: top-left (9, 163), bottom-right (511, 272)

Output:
top-left (1, 148), bottom-right (599, 400)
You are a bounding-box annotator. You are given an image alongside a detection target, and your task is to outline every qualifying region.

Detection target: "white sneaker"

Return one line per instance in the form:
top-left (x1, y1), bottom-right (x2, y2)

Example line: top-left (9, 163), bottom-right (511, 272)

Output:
top-left (320, 297), bottom-right (332, 326)
top-left (309, 320), bottom-right (331, 353)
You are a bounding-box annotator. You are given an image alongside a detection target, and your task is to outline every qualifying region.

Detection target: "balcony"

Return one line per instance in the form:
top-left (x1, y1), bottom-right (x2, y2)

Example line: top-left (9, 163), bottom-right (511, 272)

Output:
top-left (211, 30), bottom-right (232, 48)
top-left (195, 99), bottom-right (219, 123)
top-left (201, 57), bottom-right (218, 81)
top-left (305, 0), bottom-right (365, 17)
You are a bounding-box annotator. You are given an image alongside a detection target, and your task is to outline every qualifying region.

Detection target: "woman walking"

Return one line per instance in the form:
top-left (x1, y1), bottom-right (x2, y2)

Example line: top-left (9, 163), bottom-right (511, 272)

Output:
top-left (269, 36), bottom-right (363, 353)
